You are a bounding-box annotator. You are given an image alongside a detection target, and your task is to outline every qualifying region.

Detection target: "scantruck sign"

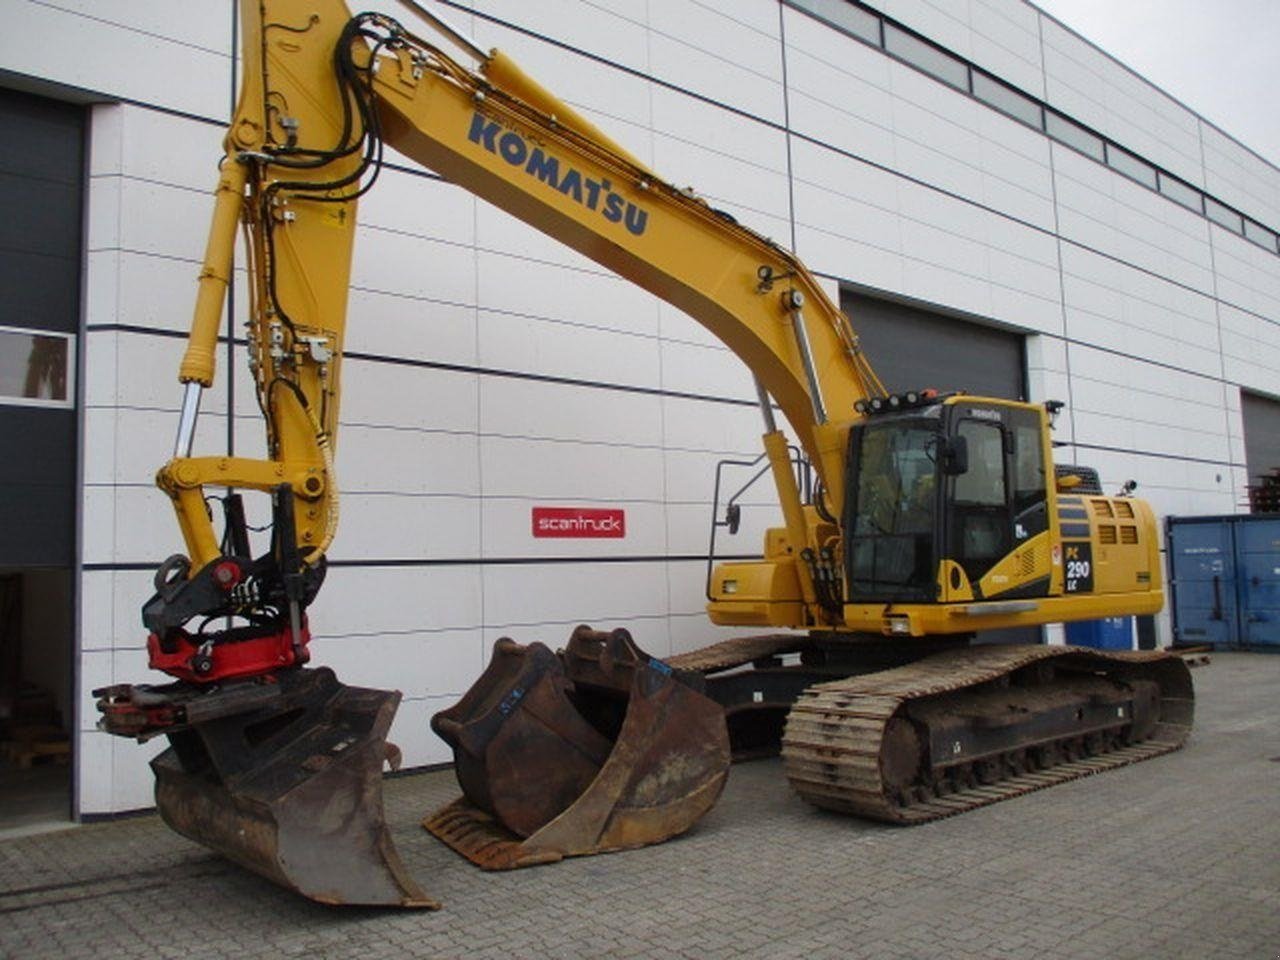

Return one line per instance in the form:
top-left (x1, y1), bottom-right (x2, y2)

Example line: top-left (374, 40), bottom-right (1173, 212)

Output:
top-left (532, 506), bottom-right (626, 539)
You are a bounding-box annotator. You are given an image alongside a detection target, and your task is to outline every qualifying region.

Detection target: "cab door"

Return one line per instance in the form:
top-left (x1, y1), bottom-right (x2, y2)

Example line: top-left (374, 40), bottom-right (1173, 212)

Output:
top-left (946, 413), bottom-right (1011, 589)
top-left (943, 405), bottom-right (1049, 598)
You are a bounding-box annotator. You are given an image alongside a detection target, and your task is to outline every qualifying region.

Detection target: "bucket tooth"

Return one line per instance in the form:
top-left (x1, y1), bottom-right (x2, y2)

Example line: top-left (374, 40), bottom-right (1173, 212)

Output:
top-left (426, 627), bottom-right (730, 869)
top-left (136, 668), bottom-right (436, 908)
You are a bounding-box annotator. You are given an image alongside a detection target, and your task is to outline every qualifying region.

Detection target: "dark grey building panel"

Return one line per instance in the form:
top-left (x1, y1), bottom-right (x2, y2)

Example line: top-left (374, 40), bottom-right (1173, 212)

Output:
top-left (0, 409), bottom-right (76, 567)
top-left (0, 88), bottom-right (83, 566)
top-left (0, 90), bottom-right (84, 184)
top-left (0, 248), bottom-right (80, 330)
top-left (0, 89), bottom-right (83, 335)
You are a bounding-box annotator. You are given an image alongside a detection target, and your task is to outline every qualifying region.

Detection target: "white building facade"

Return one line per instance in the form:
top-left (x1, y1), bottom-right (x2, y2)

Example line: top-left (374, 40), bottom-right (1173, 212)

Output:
top-left (0, 0), bottom-right (1276, 817)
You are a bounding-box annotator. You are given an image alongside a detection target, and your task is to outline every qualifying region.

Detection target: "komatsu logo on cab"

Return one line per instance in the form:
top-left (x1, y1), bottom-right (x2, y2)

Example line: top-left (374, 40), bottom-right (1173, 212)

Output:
top-left (468, 113), bottom-right (649, 237)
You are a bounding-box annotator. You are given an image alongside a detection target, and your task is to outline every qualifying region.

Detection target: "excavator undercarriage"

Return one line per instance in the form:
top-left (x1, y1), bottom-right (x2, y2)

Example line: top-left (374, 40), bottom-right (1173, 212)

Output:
top-left (781, 644), bottom-right (1193, 822)
top-left (670, 634), bottom-right (1193, 823)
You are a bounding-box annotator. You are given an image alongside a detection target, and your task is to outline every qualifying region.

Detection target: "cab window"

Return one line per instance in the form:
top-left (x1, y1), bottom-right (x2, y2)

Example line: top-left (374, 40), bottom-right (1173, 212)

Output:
top-left (949, 419), bottom-right (1009, 582)
top-left (954, 420), bottom-right (1005, 506)
top-left (1010, 410), bottom-right (1047, 542)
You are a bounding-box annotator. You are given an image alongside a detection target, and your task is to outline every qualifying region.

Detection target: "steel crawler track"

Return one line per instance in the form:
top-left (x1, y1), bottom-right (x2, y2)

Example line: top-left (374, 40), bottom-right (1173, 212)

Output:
top-left (666, 634), bottom-right (803, 674)
top-left (781, 645), bottom-right (1194, 824)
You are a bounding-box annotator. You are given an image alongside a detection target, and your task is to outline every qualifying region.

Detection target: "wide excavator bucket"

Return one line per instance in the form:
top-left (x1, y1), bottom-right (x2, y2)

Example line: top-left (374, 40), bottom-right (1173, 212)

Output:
top-left (425, 627), bottom-right (730, 869)
top-left (98, 667), bottom-right (437, 908)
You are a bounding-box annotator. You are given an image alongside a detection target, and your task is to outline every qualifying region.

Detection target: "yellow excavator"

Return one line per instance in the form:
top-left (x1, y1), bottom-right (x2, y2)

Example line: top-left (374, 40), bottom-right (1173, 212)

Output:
top-left (95, 0), bottom-right (1193, 907)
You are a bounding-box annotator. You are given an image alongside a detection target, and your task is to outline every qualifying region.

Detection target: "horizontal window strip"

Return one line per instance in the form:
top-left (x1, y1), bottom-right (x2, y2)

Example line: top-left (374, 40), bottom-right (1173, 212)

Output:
top-left (782, 0), bottom-right (1280, 255)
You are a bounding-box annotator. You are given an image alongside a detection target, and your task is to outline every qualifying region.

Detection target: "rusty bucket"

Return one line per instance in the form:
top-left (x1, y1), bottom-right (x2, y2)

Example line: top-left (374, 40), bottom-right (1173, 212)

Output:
top-left (104, 668), bottom-right (437, 908)
top-left (425, 627), bottom-right (730, 869)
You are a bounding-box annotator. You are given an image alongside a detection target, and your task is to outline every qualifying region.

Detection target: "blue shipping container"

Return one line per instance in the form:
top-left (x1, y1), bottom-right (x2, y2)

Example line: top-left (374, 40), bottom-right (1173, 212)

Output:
top-left (1066, 617), bottom-right (1133, 650)
top-left (1166, 514), bottom-right (1280, 650)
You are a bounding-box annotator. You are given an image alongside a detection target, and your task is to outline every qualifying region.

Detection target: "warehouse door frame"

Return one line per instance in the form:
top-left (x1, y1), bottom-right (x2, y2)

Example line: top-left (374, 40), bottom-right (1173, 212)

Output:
top-left (0, 85), bottom-right (86, 830)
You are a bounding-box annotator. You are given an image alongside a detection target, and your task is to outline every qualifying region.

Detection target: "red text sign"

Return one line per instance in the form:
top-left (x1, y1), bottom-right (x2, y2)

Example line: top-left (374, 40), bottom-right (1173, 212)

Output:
top-left (532, 507), bottom-right (626, 539)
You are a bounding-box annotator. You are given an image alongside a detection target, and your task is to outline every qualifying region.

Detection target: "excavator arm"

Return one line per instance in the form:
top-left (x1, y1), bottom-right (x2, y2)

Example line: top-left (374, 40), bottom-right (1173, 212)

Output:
top-left (155, 0), bottom-right (885, 657)
top-left (139, 4), bottom-right (367, 680)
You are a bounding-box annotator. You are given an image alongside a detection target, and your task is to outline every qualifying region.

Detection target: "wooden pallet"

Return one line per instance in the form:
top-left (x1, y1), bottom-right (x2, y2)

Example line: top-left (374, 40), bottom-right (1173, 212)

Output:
top-left (1, 724), bottom-right (70, 769)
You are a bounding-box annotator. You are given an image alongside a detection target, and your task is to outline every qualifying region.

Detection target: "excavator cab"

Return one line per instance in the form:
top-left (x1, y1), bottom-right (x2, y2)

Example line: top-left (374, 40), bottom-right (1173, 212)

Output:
top-left (844, 395), bottom-right (1053, 605)
top-left (710, 391), bottom-right (1161, 633)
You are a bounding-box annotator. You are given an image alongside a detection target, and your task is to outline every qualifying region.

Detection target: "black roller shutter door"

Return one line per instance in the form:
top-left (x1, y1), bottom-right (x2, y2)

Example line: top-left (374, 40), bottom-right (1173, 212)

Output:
top-left (0, 89), bottom-right (83, 567)
top-left (841, 292), bottom-right (1026, 401)
top-left (1242, 391), bottom-right (1280, 486)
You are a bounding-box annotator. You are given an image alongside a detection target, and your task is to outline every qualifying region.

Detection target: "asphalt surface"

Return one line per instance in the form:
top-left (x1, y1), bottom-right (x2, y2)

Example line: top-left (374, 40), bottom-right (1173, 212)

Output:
top-left (1, 651), bottom-right (1276, 959)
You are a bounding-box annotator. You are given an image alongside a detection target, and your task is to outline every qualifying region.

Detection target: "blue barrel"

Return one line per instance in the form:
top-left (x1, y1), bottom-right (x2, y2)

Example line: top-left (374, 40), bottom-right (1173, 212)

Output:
top-left (1066, 617), bottom-right (1133, 650)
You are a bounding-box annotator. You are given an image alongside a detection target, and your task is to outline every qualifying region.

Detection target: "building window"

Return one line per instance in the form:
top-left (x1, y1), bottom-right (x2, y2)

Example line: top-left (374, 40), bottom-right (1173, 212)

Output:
top-left (1243, 217), bottom-right (1279, 252)
top-left (1045, 111), bottom-right (1104, 161)
top-left (0, 326), bottom-right (74, 409)
top-left (1205, 197), bottom-right (1244, 234)
top-left (883, 23), bottom-right (969, 91)
top-left (788, 0), bottom-right (881, 45)
top-left (972, 72), bottom-right (1042, 128)
top-left (1158, 172), bottom-right (1203, 213)
top-left (1105, 144), bottom-right (1158, 189)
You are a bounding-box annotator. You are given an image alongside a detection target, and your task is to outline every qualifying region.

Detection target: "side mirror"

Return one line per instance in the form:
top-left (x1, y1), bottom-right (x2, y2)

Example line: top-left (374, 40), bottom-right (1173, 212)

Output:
top-left (725, 503), bottom-right (741, 535)
top-left (941, 435), bottom-right (969, 476)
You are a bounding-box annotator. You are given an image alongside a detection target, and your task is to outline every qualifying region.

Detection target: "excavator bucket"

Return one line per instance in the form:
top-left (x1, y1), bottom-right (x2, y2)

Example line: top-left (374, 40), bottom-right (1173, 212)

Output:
top-left (425, 627), bottom-right (730, 869)
top-left (99, 667), bottom-right (438, 908)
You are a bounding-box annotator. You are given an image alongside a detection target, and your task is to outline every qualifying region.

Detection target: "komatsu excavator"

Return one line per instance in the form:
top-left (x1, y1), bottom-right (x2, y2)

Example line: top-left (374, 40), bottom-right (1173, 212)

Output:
top-left (95, 0), bottom-right (1193, 907)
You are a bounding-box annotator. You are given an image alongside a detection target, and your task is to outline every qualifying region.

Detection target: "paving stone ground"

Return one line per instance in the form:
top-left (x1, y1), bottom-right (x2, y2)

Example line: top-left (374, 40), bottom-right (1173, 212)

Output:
top-left (1, 652), bottom-right (1276, 959)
